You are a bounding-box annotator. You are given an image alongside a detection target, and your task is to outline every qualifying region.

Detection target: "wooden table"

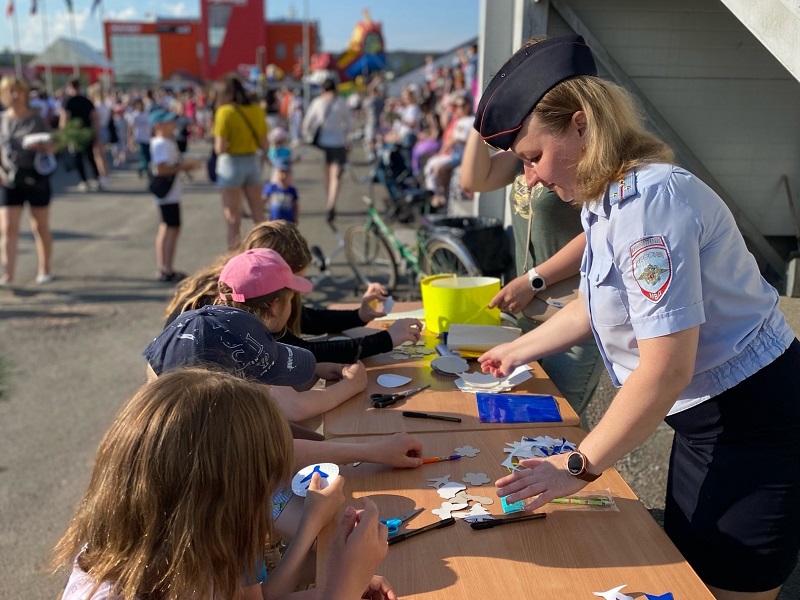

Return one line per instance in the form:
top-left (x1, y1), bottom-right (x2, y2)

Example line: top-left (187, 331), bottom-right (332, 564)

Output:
top-left (317, 427), bottom-right (713, 599)
top-left (323, 303), bottom-right (580, 437)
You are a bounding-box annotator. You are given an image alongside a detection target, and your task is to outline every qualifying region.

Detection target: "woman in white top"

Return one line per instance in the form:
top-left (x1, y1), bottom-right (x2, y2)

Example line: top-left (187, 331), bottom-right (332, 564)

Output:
top-left (302, 79), bottom-right (353, 223)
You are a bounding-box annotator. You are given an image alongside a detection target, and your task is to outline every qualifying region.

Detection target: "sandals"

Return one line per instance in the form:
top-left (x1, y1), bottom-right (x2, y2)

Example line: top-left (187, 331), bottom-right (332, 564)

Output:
top-left (157, 271), bottom-right (187, 283)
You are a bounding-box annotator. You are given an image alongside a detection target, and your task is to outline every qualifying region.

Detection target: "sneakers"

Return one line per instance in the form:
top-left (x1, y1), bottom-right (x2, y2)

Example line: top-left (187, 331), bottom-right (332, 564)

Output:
top-left (97, 177), bottom-right (108, 190)
top-left (326, 207), bottom-right (336, 223)
top-left (35, 273), bottom-right (54, 284)
top-left (157, 271), bottom-right (187, 283)
top-left (76, 182), bottom-right (88, 192)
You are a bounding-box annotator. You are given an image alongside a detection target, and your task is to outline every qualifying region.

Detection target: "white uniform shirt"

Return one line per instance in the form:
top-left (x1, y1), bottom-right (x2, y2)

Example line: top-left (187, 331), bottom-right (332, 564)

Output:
top-left (581, 163), bottom-right (795, 415)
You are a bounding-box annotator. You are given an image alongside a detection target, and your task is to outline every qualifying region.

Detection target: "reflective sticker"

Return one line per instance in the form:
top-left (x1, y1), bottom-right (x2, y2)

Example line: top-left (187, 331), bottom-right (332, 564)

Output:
top-left (630, 236), bottom-right (672, 303)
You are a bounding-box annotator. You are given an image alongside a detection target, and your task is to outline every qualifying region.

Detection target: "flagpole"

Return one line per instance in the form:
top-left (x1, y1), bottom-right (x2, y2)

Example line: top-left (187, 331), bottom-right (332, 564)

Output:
top-left (40, 0), bottom-right (53, 95)
top-left (11, 2), bottom-right (22, 77)
top-left (67, 2), bottom-right (78, 76)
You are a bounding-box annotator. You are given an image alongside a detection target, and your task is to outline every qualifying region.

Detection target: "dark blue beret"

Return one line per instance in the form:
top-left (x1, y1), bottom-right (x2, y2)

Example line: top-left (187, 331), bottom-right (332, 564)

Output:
top-left (474, 35), bottom-right (597, 151)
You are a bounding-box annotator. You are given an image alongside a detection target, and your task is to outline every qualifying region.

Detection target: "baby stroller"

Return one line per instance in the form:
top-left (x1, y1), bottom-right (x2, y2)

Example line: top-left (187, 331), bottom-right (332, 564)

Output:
top-left (371, 143), bottom-right (436, 223)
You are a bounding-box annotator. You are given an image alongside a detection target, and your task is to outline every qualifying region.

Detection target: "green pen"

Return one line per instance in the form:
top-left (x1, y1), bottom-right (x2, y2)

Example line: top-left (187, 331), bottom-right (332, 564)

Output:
top-left (550, 496), bottom-right (613, 507)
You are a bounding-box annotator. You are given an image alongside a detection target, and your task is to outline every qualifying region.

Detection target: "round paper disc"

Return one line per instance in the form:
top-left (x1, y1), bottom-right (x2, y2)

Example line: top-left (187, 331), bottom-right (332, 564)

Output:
top-left (291, 462), bottom-right (339, 497)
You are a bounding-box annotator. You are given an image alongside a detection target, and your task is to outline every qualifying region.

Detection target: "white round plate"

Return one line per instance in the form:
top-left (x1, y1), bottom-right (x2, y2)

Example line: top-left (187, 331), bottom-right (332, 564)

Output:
top-left (431, 355), bottom-right (469, 376)
top-left (376, 374), bottom-right (413, 388)
top-left (291, 462), bottom-right (339, 497)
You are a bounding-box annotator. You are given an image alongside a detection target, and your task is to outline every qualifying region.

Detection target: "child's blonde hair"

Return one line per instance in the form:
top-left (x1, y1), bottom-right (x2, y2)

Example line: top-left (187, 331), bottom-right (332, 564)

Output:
top-left (163, 253), bottom-right (234, 321)
top-left (53, 368), bottom-right (293, 600)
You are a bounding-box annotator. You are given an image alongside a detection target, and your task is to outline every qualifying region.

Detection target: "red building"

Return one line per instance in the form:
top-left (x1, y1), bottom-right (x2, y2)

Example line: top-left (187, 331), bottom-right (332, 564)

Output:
top-left (103, 0), bottom-right (317, 86)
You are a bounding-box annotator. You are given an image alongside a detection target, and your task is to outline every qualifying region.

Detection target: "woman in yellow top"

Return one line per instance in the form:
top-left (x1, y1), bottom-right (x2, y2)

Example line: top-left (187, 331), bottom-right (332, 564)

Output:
top-left (213, 76), bottom-right (269, 249)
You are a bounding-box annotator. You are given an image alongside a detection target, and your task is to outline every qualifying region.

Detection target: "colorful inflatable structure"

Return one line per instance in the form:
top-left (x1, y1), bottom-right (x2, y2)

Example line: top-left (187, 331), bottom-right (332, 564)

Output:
top-left (307, 9), bottom-right (386, 86)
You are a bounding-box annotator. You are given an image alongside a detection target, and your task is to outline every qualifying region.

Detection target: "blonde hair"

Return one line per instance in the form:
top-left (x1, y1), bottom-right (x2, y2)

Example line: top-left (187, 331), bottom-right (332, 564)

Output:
top-left (163, 253), bottom-right (234, 320)
top-left (0, 76), bottom-right (30, 106)
top-left (53, 368), bottom-right (293, 600)
top-left (531, 76), bottom-right (674, 203)
top-left (240, 220), bottom-right (312, 273)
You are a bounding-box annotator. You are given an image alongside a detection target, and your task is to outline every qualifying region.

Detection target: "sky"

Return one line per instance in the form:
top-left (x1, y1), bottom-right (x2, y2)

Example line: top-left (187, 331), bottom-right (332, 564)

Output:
top-left (1, 0), bottom-right (479, 55)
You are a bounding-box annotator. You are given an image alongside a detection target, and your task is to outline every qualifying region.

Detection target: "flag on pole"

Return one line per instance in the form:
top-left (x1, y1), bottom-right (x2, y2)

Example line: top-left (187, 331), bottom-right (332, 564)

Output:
top-left (64, 0), bottom-right (72, 12)
top-left (5, 0), bottom-right (14, 18)
top-left (90, 0), bottom-right (101, 17)
top-left (30, 0), bottom-right (36, 15)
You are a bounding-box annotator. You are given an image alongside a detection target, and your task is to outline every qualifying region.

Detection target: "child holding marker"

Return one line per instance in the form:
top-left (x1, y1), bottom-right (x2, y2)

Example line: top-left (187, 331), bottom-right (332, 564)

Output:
top-left (53, 369), bottom-right (397, 600)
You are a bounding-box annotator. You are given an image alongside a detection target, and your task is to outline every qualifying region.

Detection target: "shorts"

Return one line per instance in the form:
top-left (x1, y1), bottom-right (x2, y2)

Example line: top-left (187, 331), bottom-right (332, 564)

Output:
top-left (1, 169), bottom-right (51, 207)
top-left (158, 202), bottom-right (181, 227)
top-left (663, 339), bottom-right (800, 592)
top-left (321, 146), bottom-right (347, 166)
top-left (216, 153), bottom-right (262, 188)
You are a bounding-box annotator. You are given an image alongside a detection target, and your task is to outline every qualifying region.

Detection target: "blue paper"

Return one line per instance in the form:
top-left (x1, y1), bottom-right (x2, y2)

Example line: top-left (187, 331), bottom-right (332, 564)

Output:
top-left (500, 495), bottom-right (525, 514)
top-left (476, 393), bottom-right (562, 424)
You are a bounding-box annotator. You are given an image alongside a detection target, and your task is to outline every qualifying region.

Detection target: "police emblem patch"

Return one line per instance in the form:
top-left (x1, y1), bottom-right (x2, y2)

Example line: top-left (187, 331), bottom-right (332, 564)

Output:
top-left (629, 236), bottom-right (672, 303)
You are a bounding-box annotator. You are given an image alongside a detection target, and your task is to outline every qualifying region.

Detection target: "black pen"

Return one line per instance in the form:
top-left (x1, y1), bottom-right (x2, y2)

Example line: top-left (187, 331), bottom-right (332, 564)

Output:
top-left (470, 512), bottom-right (546, 530)
top-left (402, 411), bottom-right (462, 423)
top-left (387, 517), bottom-right (456, 545)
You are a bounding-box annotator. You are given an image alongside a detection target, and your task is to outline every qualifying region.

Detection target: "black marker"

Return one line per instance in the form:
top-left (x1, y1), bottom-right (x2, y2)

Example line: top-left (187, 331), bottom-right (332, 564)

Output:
top-left (402, 411), bottom-right (462, 423)
top-left (470, 512), bottom-right (546, 530)
top-left (387, 517), bottom-right (456, 545)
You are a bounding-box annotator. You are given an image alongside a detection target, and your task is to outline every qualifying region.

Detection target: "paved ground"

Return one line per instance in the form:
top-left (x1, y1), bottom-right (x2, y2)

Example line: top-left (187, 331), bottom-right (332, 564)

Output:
top-left (1, 144), bottom-right (798, 598)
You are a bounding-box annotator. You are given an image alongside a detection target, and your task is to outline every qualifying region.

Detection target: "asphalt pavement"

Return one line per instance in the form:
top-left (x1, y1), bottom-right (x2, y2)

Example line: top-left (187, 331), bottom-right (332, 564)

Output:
top-left (1, 144), bottom-right (798, 598)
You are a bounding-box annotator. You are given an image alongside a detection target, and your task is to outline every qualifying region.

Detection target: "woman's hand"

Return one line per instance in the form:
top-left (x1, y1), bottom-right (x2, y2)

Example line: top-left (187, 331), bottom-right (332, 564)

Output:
top-left (368, 433), bottom-right (423, 468)
top-left (387, 318), bottom-right (423, 347)
top-left (495, 453), bottom-right (588, 512)
top-left (303, 472), bottom-right (345, 531)
top-left (478, 342), bottom-right (522, 378)
top-left (323, 500), bottom-right (391, 600)
top-left (316, 362), bottom-right (344, 381)
top-left (489, 273), bottom-right (535, 314)
top-left (341, 361), bottom-right (367, 391)
top-left (358, 283), bottom-right (388, 322)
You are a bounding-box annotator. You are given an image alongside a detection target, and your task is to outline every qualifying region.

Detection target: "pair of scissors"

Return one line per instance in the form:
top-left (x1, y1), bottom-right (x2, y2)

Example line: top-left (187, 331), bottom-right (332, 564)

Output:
top-left (370, 384), bottom-right (430, 408)
top-left (380, 507), bottom-right (424, 536)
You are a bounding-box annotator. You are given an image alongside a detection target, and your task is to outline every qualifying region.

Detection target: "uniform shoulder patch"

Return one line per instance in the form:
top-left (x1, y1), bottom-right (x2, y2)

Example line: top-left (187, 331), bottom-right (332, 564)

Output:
top-left (629, 236), bottom-right (672, 303)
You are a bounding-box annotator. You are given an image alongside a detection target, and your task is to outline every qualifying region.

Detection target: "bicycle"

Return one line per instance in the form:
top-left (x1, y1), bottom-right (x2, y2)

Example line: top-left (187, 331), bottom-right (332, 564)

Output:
top-left (344, 194), bottom-right (482, 292)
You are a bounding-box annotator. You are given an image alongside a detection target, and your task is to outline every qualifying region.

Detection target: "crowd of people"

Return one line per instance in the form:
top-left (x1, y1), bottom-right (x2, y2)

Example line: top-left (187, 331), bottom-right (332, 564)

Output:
top-left (3, 33), bottom-right (799, 600)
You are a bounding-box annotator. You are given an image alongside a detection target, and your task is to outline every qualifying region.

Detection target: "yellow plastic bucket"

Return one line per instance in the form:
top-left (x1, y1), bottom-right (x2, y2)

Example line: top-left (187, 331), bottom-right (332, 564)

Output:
top-left (420, 274), bottom-right (501, 334)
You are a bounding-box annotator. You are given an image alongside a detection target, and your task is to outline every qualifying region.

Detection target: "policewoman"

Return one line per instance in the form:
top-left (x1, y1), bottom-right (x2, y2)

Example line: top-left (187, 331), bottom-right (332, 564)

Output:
top-left (477, 36), bottom-right (800, 600)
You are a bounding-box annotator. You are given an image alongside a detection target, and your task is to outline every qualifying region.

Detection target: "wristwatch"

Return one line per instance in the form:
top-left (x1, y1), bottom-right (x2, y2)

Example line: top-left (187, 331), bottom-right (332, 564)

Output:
top-left (528, 268), bottom-right (547, 293)
top-left (566, 450), bottom-right (601, 482)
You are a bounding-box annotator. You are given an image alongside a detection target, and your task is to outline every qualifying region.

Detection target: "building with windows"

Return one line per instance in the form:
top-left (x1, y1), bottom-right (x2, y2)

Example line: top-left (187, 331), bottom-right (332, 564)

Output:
top-left (103, 0), bottom-right (317, 87)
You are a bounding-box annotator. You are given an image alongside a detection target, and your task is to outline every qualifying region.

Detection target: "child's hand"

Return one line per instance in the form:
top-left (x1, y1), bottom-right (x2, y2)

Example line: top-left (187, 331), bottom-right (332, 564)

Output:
top-left (358, 283), bottom-right (388, 322)
top-left (387, 318), bottom-right (423, 347)
top-left (316, 362), bottom-right (344, 381)
top-left (341, 361), bottom-right (367, 391)
top-left (478, 342), bottom-right (518, 378)
top-left (361, 576), bottom-right (397, 600)
top-left (368, 433), bottom-right (423, 468)
top-left (323, 501), bottom-right (391, 600)
top-left (304, 472), bottom-right (345, 531)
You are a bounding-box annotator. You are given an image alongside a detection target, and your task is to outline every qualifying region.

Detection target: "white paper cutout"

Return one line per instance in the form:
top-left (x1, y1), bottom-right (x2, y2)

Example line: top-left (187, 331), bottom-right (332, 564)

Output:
top-left (463, 504), bottom-right (494, 523)
top-left (376, 374), bottom-right (413, 388)
top-left (426, 475), bottom-right (452, 489)
top-left (454, 364), bottom-right (532, 393)
top-left (455, 445), bottom-right (480, 458)
top-left (415, 340), bottom-right (426, 346)
top-left (462, 472), bottom-right (491, 485)
top-left (501, 436), bottom-right (577, 471)
top-left (437, 482), bottom-right (467, 499)
top-left (453, 490), bottom-right (471, 503)
top-left (383, 296), bottom-right (395, 314)
top-left (291, 463), bottom-right (339, 497)
top-left (465, 493), bottom-right (494, 505)
top-left (430, 355), bottom-right (469, 375)
top-left (390, 353), bottom-right (411, 360)
top-left (432, 501), bottom-right (469, 520)
top-left (593, 585), bottom-right (634, 600)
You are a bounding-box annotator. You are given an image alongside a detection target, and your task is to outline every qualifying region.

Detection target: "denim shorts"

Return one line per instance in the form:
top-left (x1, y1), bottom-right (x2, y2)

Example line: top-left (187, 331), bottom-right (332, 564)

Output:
top-left (216, 153), bottom-right (262, 188)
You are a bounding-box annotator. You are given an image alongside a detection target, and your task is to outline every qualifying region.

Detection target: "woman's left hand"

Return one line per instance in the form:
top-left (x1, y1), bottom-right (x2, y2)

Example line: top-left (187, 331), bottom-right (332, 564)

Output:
top-left (358, 283), bottom-right (388, 322)
top-left (496, 453), bottom-right (589, 512)
top-left (316, 362), bottom-right (344, 381)
top-left (361, 576), bottom-right (397, 600)
top-left (489, 273), bottom-right (535, 314)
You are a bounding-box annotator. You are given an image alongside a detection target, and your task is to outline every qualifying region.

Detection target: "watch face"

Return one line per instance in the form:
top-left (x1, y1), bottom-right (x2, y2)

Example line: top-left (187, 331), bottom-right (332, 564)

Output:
top-left (531, 276), bottom-right (545, 290)
top-left (567, 452), bottom-right (584, 475)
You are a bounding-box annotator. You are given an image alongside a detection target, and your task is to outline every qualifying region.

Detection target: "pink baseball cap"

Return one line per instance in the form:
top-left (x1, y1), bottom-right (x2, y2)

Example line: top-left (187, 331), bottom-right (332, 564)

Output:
top-left (219, 248), bottom-right (313, 302)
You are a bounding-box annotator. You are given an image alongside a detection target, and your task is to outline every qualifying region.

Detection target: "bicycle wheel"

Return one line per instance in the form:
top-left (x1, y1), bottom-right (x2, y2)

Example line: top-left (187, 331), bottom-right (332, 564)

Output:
top-left (344, 224), bottom-right (399, 291)
top-left (423, 234), bottom-right (482, 277)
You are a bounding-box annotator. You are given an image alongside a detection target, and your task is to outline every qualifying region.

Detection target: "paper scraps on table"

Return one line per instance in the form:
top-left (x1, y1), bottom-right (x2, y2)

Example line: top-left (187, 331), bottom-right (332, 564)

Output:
top-left (462, 472), bottom-right (491, 485)
top-left (383, 295), bottom-right (395, 314)
top-left (451, 504), bottom-right (494, 522)
top-left (390, 353), bottom-right (412, 360)
top-left (291, 463), bottom-right (339, 497)
top-left (376, 374), bottom-right (413, 388)
top-left (393, 344), bottom-right (435, 358)
top-left (437, 482), bottom-right (467, 499)
top-left (593, 585), bottom-right (635, 600)
top-left (501, 436), bottom-right (577, 471)
top-left (432, 501), bottom-right (469, 520)
top-left (374, 307), bottom-right (425, 321)
top-left (455, 445), bottom-right (480, 458)
top-left (454, 364), bottom-right (532, 393)
top-left (426, 475), bottom-right (452, 489)
top-left (500, 495), bottom-right (526, 514)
